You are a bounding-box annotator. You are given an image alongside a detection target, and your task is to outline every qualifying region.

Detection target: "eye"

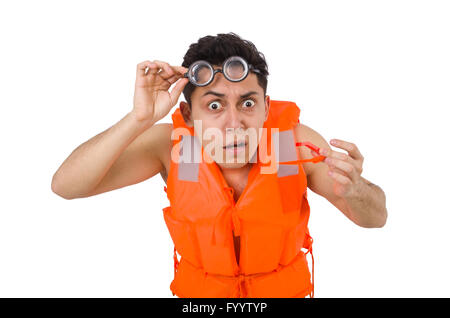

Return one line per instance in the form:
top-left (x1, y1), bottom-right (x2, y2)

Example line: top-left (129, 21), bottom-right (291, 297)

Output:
top-left (208, 101), bottom-right (222, 111)
top-left (242, 99), bottom-right (255, 109)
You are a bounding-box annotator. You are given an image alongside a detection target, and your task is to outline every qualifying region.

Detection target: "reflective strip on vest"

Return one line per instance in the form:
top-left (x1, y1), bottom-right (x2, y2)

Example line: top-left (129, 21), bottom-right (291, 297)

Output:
top-left (272, 129), bottom-right (299, 177)
top-left (278, 164), bottom-right (299, 177)
top-left (178, 135), bottom-right (201, 182)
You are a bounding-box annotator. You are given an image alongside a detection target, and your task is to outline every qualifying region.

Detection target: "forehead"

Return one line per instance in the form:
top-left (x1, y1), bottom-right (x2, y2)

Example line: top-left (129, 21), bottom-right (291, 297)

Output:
top-left (191, 70), bottom-right (262, 101)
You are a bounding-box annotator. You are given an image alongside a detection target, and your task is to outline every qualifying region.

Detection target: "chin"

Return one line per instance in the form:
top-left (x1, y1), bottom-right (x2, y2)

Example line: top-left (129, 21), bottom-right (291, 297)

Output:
top-left (216, 161), bottom-right (250, 169)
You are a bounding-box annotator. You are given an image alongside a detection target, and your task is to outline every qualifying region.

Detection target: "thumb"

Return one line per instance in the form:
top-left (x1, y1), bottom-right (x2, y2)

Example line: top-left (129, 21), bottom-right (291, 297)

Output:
top-left (169, 77), bottom-right (189, 106)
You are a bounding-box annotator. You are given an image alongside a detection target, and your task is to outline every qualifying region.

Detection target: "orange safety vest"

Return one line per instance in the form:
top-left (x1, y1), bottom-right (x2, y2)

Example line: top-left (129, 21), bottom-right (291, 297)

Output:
top-left (162, 99), bottom-right (325, 298)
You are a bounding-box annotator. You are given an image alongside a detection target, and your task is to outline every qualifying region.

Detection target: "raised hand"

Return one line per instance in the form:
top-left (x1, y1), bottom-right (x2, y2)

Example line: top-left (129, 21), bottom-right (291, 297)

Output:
top-left (132, 60), bottom-right (189, 125)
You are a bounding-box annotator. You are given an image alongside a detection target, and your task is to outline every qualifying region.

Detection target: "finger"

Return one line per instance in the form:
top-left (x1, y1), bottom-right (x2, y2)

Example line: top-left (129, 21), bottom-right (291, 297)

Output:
top-left (169, 77), bottom-right (190, 106)
top-left (319, 146), bottom-right (356, 167)
top-left (328, 165), bottom-right (349, 182)
top-left (144, 62), bottom-right (160, 77)
top-left (172, 65), bottom-right (189, 75)
top-left (146, 62), bottom-right (159, 75)
top-left (152, 60), bottom-right (175, 79)
top-left (164, 73), bottom-right (181, 85)
top-left (137, 61), bottom-right (156, 77)
top-left (310, 149), bottom-right (321, 158)
top-left (325, 157), bottom-right (359, 181)
top-left (321, 147), bottom-right (354, 163)
top-left (161, 64), bottom-right (188, 82)
top-left (327, 168), bottom-right (352, 186)
top-left (330, 139), bottom-right (363, 160)
top-left (322, 147), bottom-right (359, 173)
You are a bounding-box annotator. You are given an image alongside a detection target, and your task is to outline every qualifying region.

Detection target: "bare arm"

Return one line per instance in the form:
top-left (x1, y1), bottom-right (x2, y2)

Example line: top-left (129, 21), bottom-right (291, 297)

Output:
top-left (340, 175), bottom-right (387, 228)
top-left (51, 59), bottom-right (188, 200)
top-left (295, 123), bottom-right (387, 228)
top-left (51, 113), bottom-right (160, 199)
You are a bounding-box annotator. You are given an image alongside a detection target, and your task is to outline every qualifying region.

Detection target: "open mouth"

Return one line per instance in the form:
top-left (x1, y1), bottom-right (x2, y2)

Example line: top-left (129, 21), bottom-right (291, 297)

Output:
top-left (223, 141), bottom-right (247, 149)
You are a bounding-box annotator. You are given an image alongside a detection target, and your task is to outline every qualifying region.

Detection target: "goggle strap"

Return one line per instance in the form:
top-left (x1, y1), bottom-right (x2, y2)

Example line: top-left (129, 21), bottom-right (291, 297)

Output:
top-left (292, 141), bottom-right (326, 164)
top-left (279, 156), bottom-right (325, 164)
top-left (260, 141), bottom-right (325, 167)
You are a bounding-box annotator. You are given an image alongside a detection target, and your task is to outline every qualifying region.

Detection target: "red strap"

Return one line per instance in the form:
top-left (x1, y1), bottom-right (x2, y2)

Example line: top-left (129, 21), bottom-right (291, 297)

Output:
top-left (163, 185), bottom-right (170, 200)
top-left (309, 245), bottom-right (315, 298)
top-left (260, 141), bottom-right (326, 167)
top-left (170, 246), bottom-right (179, 297)
top-left (304, 234), bottom-right (315, 298)
top-left (296, 141), bottom-right (326, 164)
top-left (278, 142), bottom-right (326, 164)
top-left (173, 246), bottom-right (179, 279)
top-left (279, 156), bottom-right (325, 164)
top-left (296, 141), bottom-right (320, 153)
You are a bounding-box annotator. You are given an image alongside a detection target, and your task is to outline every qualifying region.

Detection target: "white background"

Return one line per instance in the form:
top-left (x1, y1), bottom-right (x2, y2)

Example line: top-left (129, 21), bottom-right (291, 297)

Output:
top-left (1, 0), bottom-right (449, 297)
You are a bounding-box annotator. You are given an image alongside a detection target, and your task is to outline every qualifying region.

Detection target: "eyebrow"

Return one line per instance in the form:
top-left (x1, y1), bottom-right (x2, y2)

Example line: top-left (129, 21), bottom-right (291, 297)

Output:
top-left (202, 90), bottom-right (259, 99)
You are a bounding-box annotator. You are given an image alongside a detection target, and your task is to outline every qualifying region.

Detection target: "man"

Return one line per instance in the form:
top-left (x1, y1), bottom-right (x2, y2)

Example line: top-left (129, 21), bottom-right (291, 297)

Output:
top-left (51, 32), bottom-right (387, 297)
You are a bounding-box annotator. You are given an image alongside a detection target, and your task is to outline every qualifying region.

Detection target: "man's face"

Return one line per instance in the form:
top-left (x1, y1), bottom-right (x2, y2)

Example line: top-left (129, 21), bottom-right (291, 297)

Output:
top-left (180, 65), bottom-right (270, 169)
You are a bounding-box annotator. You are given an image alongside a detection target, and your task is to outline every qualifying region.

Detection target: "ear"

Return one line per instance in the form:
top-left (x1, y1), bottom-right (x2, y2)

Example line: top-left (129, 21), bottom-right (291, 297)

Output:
top-left (264, 95), bottom-right (270, 121)
top-left (180, 101), bottom-right (193, 127)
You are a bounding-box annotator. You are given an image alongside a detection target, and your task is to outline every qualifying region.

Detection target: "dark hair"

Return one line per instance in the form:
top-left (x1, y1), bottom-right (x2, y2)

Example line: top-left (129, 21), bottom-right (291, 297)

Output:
top-left (181, 32), bottom-right (269, 108)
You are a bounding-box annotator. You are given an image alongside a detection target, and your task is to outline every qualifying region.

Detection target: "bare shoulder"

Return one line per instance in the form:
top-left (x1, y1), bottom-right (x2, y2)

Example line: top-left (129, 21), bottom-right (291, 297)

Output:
top-left (293, 122), bottom-right (332, 179)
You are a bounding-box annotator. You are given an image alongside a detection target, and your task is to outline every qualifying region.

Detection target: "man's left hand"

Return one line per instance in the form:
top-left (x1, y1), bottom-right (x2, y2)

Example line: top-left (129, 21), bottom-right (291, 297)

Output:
top-left (319, 139), bottom-right (365, 199)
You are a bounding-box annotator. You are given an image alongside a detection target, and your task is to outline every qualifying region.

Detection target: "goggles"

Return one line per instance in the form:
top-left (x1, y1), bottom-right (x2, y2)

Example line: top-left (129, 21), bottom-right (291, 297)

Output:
top-left (295, 142), bottom-right (326, 163)
top-left (183, 56), bottom-right (263, 87)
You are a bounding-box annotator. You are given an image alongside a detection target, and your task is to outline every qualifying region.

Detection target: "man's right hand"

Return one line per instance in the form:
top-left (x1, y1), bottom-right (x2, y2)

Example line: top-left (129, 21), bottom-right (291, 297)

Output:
top-left (132, 60), bottom-right (189, 126)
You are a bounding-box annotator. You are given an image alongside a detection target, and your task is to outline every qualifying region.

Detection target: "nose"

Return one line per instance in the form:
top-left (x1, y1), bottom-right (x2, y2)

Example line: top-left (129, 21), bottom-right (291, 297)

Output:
top-left (225, 105), bottom-right (243, 132)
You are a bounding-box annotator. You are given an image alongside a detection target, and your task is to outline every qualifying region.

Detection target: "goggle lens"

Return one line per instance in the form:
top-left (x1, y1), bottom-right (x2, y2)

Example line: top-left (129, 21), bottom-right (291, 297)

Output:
top-left (224, 57), bottom-right (247, 81)
top-left (186, 56), bottom-right (252, 86)
top-left (189, 62), bottom-right (213, 86)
